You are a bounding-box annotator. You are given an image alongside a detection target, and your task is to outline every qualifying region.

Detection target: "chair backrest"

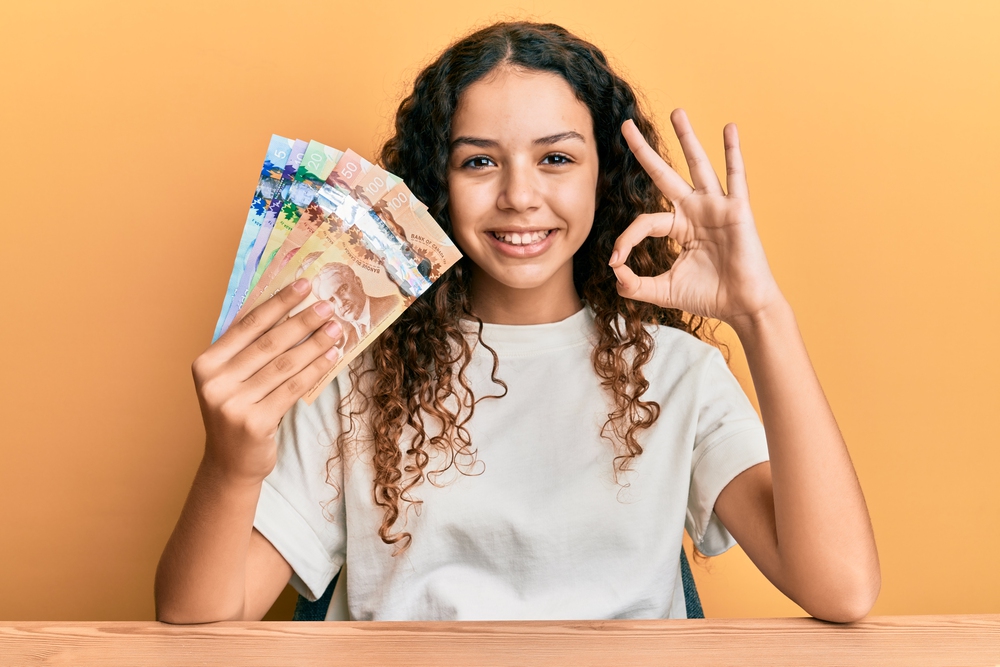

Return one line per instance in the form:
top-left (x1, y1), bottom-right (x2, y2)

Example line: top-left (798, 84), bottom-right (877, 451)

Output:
top-left (293, 549), bottom-right (704, 620)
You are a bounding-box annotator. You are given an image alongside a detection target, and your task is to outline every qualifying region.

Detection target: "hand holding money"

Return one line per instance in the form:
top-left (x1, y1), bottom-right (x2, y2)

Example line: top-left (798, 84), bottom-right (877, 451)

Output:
top-left (211, 136), bottom-right (462, 404)
top-left (192, 280), bottom-right (343, 483)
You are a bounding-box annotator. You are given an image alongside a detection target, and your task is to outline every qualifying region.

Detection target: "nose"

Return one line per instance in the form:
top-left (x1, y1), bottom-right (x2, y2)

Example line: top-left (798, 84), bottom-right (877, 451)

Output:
top-left (497, 157), bottom-right (543, 213)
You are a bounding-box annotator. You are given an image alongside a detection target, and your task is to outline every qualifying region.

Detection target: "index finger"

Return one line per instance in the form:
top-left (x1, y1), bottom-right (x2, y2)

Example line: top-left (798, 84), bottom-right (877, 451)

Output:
top-left (621, 119), bottom-right (693, 202)
top-left (212, 279), bottom-right (312, 358)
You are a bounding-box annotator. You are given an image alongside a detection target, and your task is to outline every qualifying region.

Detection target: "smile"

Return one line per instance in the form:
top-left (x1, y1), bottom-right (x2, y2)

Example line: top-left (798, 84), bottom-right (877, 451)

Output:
top-left (485, 228), bottom-right (558, 258)
top-left (490, 230), bottom-right (551, 245)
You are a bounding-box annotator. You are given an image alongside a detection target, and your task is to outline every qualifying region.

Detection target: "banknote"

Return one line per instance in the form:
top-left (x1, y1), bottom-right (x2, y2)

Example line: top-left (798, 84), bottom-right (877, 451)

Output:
top-left (213, 135), bottom-right (295, 341)
top-left (232, 148), bottom-right (375, 323)
top-left (220, 139), bottom-right (310, 334)
top-left (371, 181), bottom-right (462, 282)
top-left (236, 201), bottom-right (348, 317)
top-left (350, 163), bottom-right (402, 209)
top-left (245, 141), bottom-right (344, 295)
top-left (284, 185), bottom-right (452, 403)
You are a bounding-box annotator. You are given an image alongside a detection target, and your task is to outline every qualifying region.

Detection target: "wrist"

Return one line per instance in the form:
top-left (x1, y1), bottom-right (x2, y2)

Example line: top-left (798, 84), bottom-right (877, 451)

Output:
top-left (727, 292), bottom-right (795, 346)
top-left (199, 444), bottom-right (274, 489)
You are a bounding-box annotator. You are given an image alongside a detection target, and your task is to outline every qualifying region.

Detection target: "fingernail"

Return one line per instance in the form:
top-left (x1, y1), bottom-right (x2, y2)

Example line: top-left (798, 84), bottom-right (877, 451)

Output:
top-left (292, 279), bottom-right (309, 293)
top-left (314, 301), bottom-right (333, 317)
top-left (325, 346), bottom-right (340, 361)
top-left (609, 250), bottom-right (619, 265)
top-left (323, 320), bottom-right (341, 336)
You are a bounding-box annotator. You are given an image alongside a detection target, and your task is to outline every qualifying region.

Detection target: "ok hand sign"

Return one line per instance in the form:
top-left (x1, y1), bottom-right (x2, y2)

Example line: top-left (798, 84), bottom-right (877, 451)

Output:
top-left (609, 110), bottom-right (783, 329)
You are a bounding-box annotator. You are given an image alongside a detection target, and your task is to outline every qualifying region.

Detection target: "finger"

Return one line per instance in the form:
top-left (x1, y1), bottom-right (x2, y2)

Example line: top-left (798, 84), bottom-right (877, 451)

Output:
top-left (609, 212), bottom-right (685, 268)
top-left (257, 338), bottom-right (344, 414)
top-left (670, 109), bottom-right (724, 195)
top-left (211, 279), bottom-right (313, 361)
top-left (723, 123), bottom-right (749, 199)
top-left (621, 119), bottom-right (693, 202)
top-left (243, 318), bottom-right (344, 403)
top-left (613, 263), bottom-right (675, 309)
top-left (227, 298), bottom-right (337, 381)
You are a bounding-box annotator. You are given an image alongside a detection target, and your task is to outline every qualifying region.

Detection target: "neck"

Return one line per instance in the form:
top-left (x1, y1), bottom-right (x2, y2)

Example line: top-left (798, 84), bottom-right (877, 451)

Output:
top-left (468, 261), bottom-right (583, 325)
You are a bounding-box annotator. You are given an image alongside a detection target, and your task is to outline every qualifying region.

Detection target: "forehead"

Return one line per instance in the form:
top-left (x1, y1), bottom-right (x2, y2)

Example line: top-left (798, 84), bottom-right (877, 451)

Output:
top-left (451, 68), bottom-right (594, 142)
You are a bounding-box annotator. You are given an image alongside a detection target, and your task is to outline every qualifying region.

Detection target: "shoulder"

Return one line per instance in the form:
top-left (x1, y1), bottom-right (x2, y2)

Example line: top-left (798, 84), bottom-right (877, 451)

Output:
top-left (644, 321), bottom-right (724, 370)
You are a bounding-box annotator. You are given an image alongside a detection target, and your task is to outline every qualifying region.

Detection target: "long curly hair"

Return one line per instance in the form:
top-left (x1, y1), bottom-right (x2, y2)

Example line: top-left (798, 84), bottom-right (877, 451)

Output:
top-left (333, 21), bottom-right (714, 553)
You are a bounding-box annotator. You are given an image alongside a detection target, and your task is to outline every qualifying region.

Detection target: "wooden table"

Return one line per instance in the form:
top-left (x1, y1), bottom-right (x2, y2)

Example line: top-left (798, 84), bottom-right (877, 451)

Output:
top-left (2, 615), bottom-right (998, 666)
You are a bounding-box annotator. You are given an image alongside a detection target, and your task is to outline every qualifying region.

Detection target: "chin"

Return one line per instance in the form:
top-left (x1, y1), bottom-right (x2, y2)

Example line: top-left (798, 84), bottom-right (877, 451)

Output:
top-left (489, 267), bottom-right (564, 291)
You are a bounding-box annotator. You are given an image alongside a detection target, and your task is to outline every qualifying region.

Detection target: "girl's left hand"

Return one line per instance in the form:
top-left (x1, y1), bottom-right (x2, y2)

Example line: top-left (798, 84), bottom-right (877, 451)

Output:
top-left (609, 109), bottom-right (783, 328)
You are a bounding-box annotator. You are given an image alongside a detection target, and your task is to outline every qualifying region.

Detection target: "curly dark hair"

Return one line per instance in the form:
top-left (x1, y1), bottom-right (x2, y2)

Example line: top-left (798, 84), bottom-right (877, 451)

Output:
top-left (333, 21), bottom-right (714, 553)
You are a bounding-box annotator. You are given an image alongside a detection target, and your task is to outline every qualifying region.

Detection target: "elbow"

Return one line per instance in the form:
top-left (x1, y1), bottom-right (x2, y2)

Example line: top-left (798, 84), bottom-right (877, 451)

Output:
top-left (155, 603), bottom-right (243, 625)
top-left (154, 569), bottom-right (245, 624)
top-left (804, 568), bottom-right (881, 624)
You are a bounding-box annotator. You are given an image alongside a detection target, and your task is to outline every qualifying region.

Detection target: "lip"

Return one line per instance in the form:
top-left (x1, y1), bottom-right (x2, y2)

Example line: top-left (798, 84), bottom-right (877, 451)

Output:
top-left (484, 228), bottom-right (558, 258)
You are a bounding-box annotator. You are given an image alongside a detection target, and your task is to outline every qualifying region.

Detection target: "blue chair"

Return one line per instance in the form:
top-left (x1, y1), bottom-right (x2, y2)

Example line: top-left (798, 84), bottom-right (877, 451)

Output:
top-left (293, 549), bottom-right (704, 620)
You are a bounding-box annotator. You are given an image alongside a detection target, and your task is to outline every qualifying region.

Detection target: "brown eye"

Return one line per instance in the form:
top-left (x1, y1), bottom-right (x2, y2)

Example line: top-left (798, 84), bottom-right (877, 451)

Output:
top-left (541, 153), bottom-right (572, 165)
top-left (463, 156), bottom-right (495, 169)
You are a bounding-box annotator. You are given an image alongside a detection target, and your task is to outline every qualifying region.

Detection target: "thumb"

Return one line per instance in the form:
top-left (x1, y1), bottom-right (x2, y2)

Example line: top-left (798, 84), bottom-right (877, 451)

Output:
top-left (613, 264), bottom-right (673, 309)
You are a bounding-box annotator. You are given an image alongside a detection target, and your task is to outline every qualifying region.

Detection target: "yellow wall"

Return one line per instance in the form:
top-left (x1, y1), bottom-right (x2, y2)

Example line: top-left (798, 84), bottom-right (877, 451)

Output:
top-left (1, 0), bottom-right (997, 620)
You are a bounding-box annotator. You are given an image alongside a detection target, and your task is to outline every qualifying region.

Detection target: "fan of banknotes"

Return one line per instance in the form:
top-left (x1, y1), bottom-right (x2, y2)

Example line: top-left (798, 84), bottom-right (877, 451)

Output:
top-left (214, 135), bottom-right (462, 403)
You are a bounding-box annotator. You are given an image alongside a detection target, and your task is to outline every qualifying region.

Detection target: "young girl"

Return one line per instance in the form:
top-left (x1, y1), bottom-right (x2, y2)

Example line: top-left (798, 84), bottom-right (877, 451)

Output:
top-left (156, 22), bottom-right (880, 623)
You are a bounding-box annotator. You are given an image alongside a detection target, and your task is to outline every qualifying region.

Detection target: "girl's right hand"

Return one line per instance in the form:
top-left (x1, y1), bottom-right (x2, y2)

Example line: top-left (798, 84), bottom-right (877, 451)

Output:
top-left (191, 279), bottom-right (343, 484)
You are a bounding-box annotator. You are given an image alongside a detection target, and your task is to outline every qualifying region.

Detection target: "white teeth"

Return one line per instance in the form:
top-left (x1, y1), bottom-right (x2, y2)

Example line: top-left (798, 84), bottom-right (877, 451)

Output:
top-left (492, 230), bottom-right (551, 245)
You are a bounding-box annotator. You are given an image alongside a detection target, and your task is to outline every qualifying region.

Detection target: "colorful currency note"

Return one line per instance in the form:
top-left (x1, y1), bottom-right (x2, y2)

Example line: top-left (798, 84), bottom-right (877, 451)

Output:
top-left (232, 149), bottom-right (375, 324)
top-left (326, 148), bottom-right (371, 192)
top-left (372, 181), bottom-right (462, 282)
top-left (285, 184), bottom-right (457, 403)
top-left (220, 139), bottom-right (309, 334)
top-left (321, 184), bottom-right (433, 298)
top-left (245, 141), bottom-right (344, 295)
top-left (213, 135), bottom-right (295, 341)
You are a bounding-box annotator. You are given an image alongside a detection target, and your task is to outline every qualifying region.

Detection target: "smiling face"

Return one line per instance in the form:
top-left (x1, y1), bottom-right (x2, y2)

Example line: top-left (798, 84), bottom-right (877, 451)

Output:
top-left (447, 67), bottom-right (600, 320)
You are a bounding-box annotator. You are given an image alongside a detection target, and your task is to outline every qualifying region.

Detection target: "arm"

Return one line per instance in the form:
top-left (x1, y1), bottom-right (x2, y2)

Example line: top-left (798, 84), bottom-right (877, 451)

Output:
top-left (610, 110), bottom-right (880, 622)
top-left (714, 298), bottom-right (879, 622)
top-left (155, 280), bottom-right (343, 623)
top-left (155, 471), bottom-right (292, 622)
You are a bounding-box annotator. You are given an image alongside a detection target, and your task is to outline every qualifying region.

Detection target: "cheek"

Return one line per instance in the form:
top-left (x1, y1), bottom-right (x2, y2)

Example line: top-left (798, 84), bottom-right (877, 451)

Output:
top-left (547, 176), bottom-right (597, 238)
top-left (446, 175), bottom-right (488, 246)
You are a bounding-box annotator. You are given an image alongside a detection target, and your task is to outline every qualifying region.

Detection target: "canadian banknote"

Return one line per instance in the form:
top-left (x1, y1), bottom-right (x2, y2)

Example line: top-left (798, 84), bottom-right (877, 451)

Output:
top-left (285, 184), bottom-right (460, 403)
top-left (245, 141), bottom-right (345, 295)
top-left (234, 148), bottom-right (376, 322)
top-left (213, 135), bottom-right (295, 341)
top-left (219, 139), bottom-right (309, 334)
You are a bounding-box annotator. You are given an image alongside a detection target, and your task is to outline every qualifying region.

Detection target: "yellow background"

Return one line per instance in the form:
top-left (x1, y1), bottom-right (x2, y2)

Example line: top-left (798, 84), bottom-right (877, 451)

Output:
top-left (1, 0), bottom-right (997, 620)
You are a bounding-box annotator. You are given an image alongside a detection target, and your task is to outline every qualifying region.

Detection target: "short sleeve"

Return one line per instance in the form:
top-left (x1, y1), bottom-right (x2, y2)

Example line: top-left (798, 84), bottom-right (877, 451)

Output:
top-left (253, 378), bottom-right (347, 601)
top-left (685, 348), bottom-right (770, 556)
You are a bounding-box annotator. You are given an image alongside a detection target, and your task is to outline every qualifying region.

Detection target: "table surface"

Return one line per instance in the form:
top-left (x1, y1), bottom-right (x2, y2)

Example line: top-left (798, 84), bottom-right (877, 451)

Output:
top-left (2, 615), bottom-right (999, 666)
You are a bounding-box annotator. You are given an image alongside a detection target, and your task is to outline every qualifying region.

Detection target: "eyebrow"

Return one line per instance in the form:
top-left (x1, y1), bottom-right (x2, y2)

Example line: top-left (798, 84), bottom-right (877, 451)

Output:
top-left (450, 131), bottom-right (586, 151)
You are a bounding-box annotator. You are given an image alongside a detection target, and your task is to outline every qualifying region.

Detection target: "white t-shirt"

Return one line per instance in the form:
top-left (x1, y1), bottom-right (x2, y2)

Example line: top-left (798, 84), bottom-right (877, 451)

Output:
top-left (253, 306), bottom-right (769, 620)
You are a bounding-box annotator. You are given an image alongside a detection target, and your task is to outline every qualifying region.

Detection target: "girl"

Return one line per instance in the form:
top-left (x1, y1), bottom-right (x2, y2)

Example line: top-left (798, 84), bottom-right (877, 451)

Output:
top-left (156, 22), bottom-right (880, 623)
